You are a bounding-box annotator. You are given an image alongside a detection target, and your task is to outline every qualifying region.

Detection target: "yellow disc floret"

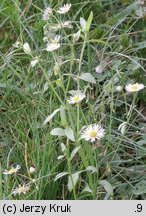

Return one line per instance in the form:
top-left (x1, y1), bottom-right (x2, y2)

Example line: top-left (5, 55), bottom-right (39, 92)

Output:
top-left (19, 187), bottom-right (25, 193)
top-left (52, 39), bottom-right (57, 44)
top-left (89, 130), bottom-right (97, 137)
top-left (73, 96), bottom-right (80, 102)
top-left (131, 85), bottom-right (138, 91)
top-left (9, 168), bottom-right (16, 174)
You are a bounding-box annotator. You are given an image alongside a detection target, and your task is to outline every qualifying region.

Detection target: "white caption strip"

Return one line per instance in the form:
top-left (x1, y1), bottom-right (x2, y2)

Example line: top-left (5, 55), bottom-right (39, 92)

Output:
top-left (0, 201), bottom-right (145, 216)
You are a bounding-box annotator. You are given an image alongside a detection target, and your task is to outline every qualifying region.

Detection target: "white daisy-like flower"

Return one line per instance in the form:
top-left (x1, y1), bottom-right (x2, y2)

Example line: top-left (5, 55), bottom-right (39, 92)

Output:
top-left (57, 3), bottom-right (72, 14)
top-left (42, 7), bottom-right (53, 21)
top-left (3, 165), bottom-right (21, 175)
top-left (81, 124), bottom-right (105, 143)
top-left (125, 83), bottom-right (144, 92)
top-left (67, 92), bottom-right (86, 104)
top-left (12, 184), bottom-right (30, 196)
top-left (46, 35), bottom-right (61, 52)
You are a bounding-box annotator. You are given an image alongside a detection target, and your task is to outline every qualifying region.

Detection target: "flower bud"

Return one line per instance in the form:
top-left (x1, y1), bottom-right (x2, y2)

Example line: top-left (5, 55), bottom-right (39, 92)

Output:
top-left (116, 86), bottom-right (123, 92)
top-left (95, 65), bottom-right (103, 73)
top-left (23, 42), bottom-right (32, 55)
top-left (29, 167), bottom-right (35, 173)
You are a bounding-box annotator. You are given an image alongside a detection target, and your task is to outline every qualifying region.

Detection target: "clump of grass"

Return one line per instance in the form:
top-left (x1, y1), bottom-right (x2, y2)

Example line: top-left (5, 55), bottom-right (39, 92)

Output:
top-left (0, 0), bottom-right (146, 200)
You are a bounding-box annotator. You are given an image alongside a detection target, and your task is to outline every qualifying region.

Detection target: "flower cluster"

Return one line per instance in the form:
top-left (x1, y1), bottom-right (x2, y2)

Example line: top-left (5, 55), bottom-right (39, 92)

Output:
top-left (66, 92), bottom-right (105, 143)
top-left (42, 4), bottom-right (145, 156)
top-left (42, 4), bottom-right (72, 52)
top-left (42, 3), bottom-right (71, 21)
top-left (115, 83), bottom-right (144, 93)
top-left (3, 164), bottom-right (35, 196)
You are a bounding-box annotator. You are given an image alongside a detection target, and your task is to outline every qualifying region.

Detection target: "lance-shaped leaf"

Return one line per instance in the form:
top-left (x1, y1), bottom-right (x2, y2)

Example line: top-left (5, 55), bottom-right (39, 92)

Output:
top-left (68, 172), bottom-right (80, 192)
top-left (65, 127), bottom-right (75, 142)
top-left (80, 73), bottom-right (96, 84)
top-left (43, 108), bottom-right (60, 125)
top-left (50, 128), bottom-right (65, 136)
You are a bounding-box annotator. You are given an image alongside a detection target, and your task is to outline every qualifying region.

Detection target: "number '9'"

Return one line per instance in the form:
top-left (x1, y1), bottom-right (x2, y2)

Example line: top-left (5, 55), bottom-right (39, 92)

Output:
top-left (137, 204), bottom-right (142, 212)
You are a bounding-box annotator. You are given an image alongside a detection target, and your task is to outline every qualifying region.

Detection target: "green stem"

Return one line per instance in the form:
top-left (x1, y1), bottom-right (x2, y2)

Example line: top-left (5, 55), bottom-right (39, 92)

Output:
top-left (66, 139), bottom-right (77, 199)
top-left (66, 44), bottom-right (75, 94)
top-left (38, 62), bottom-right (64, 106)
top-left (76, 33), bottom-right (87, 141)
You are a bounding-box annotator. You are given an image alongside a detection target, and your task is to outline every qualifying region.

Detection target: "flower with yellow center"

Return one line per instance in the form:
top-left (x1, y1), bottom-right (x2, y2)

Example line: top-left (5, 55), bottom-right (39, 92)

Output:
top-left (12, 184), bottom-right (30, 196)
top-left (125, 83), bottom-right (144, 92)
top-left (67, 92), bottom-right (85, 105)
top-left (88, 130), bottom-right (97, 137)
top-left (52, 39), bottom-right (57, 44)
top-left (46, 36), bottom-right (60, 52)
top-left (81, 124), bottom-right (105, 143)
top-left (3, 165), bottom-right (21, 175)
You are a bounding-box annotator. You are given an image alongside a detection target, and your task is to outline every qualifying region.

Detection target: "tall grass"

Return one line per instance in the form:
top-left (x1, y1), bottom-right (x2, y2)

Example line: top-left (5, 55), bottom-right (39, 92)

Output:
top-left (0, 0), bottom-right (146, 200)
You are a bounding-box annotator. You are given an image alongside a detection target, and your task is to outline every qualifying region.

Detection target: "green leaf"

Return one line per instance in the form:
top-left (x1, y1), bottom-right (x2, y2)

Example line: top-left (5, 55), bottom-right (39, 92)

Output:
top-left (136, 146), bottom-right (146, 157)
top-left (60, 105), bottom-right (67, 127)
top-left (57, 155), bottom-right (65, 160)
top-left (50, 128), bottom-right (65, 136)
top-left (65, 127), bottom-right (75, 142)
top-left (131, 180), bottom-right (146, 195)
top-left (84, 140), bottom-right (95, 166)
top-left (70, 146), bottom-right (81, 161)
top-left (111, 1), bottom-right (139, 22)
top-left (82, 184), bottom-right (92, 194)
top-left (0, 163), bottom-right (2, 199)
top-left (87, 39), bottom-right (111, 47)
top-left (99, 180), bottom-right (113, 196)
top-left (73, 30), bottom-right (81, 43)
top-left (110, 154), bottom-right (122, 167)
top-left (54, 172), bottom-right (69, 182)
top-left (80, 73), bottom-right (96, 84)
top-left (1, 0), bottom-right (20, 25)
top-left (85, 11), bottom-right (93, 32)
top-left (86, 166), bottom-right (97, 173)
top-left (134, 41), bottom-right (146, 50)
top-left (135, 7), bottom-right (145, 17)
top-left (68, 172), bottom-right (80, 192)
top-left (43, 108), bottom-right (60, 125)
